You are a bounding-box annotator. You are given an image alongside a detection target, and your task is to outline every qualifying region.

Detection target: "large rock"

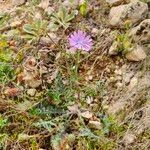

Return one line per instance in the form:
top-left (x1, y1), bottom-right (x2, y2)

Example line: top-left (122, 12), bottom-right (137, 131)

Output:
top-left (125, 45), bottom-right (147, 61)
top-left (129, 19), bottom-right (150, 44)
top-left (109, 0), bottom-right (148, 28)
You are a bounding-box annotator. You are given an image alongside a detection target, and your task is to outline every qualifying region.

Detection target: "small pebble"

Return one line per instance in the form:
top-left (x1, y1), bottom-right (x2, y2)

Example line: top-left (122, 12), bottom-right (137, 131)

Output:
top-left (124, 133), bottom-right (136, 144)
top-left (114, 69), bottom-right (122, 75)
top-left (27, 89), bottom-right (36, 97)
top-left (116, 82), bottom-right (123, 88)
top-left (109, 76), bottom-right (116, 82)
top-left (91, 28), bottom-right (99, 34)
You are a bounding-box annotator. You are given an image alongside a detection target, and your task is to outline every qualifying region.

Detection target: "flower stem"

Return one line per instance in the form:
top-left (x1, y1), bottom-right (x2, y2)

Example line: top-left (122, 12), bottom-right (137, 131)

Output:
top-left (75, 51), bottom-right (80, 79)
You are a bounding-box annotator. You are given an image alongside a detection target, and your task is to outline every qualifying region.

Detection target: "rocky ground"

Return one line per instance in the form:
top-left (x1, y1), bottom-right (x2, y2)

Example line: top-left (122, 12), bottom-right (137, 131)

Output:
top-left (0, 0), bottom-right (149, 149)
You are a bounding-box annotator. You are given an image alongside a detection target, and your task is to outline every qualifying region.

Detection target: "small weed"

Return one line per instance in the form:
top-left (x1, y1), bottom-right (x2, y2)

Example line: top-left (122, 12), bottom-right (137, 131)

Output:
top-left (0, 116), bottom-right (8, 129)
top-left (0, 35), bottom-right (15, 84)
top-left (116, 33), bottom-right (132, 54)
top-left (79, 0), bottom-right (88, 16)
top-left (0, 12), bottom-right (10, 29)
top-left (99, 114), bottom-right (124, 136)
top-left (0, 134), bottom-right (8, 149)
top-left (48, 5), bottom-right (76, 31)
top-left (23, 19), bottom-right (48, 43)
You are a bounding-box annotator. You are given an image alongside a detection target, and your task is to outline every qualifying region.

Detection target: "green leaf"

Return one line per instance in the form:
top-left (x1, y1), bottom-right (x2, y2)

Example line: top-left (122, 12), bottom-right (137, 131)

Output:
top-left (66, 12), bottom-right (75, 22)
top-left (79, 0), bottom-right (88, 16)
top-left (48, 22), bottom-right (60, 31)
top-left (22, 34), bottom-right (36, 40)
top-left (58, 6), bottom-right (67, 21)
top-left (0, 35), bottom-right (8, 49)
top-left (50, 5), bottom-right (75, 30)
top-left (0, 118), bottom-right (7, 129)
top-left (34, 120), bottom-right (56, 132)
top-left (23, 24), bottom-right (37, 35)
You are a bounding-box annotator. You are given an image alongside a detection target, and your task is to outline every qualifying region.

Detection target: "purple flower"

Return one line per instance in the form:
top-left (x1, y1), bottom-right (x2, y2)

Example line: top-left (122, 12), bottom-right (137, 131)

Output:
top-left (68, 30), bottom-right (93, 51)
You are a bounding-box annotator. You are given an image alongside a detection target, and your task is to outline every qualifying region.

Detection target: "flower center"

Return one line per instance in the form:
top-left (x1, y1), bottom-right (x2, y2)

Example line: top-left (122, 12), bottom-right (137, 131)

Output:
top-left (76, 38), bottom-right (83, 45)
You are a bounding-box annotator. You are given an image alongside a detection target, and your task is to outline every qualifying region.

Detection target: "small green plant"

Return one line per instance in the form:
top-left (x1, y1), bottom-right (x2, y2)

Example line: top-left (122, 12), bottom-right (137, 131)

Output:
top-left (0, 64), bottom-right (14, 84)
top-left (0, 115), bottom-right (8, 148)
top-left (47, 72), bottom-right (65, 105)
top-left (0, 35), bottom-right (14, 84)
top-left (0, 134), bottom-right (8, 149)
top-left (48, 6), bottom-right (76, 31)
top-left (23, 19), bottom-right (48, 43)
top-left (28, 0), bottom-right (41, 5)
top-left (99, 114), bottom-right (124, 135)
top-left (0, 117), bottom-right (8, 130)
top-left (47, 71), bottom-right (76, 106)
top-left (0, 12), bottom-right (10, 29)
top-left (79, 0), bottom-right (88, 16)
top-left (34, 120), bottom-right (57, 132)
top-left (116, 33), bottom-right (132, 54)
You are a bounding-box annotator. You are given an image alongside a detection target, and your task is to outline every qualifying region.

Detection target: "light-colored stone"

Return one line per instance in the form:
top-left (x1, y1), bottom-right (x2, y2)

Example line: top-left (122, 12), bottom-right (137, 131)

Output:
top-left (116, 82), bottom-right (123, 88)
top-left (109, 76), bottom-right (116, 83)
top-left (114, 69), bottom-right (122, 75)
top-left (10, 20), bottom-right (22, 28)
top-left (109, 41), bottom-right (119, 55)
top-left (109, 0), bottom-right (148, 28)
top-left (81, 111), bottom-right (93, 119)
top-left (129, 19), bottom-right (150, 44)
top-left (128, 77), bottom-right (138, 89)
top-left (123, 72), bottom-right (134, 83)
top-left (91, 28), bottom-right (99, 34)
top-left (12, 0), bottom-right (26, 6)
top-left (125, 45), bottom-right (147, 61)
top-left (116, 75), bottom-right (122, 81)
top-left (35, 12), bottom-right (42, 20)
top-left (38, 0), bottom-right (49, 9)
top-left (27, 89), bottom-right (36, 97)
top-left (63, 0), bottom-right (79, 8)
top-left (88, 121), bottom-right (102, 130)
top-left (123, 133), bottom-right (136, 144)
top-left (45, 7), bottom-right (54, 15)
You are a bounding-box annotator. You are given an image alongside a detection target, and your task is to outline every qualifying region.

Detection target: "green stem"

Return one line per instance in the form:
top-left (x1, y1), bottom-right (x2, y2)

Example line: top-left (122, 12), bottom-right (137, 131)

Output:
top-left (75, 51), bottom-right (80, 78)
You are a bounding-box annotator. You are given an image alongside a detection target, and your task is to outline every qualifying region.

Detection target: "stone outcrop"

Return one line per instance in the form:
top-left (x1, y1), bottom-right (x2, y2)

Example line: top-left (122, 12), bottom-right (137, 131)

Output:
top-left (109, 0), bottom-right (148, 28)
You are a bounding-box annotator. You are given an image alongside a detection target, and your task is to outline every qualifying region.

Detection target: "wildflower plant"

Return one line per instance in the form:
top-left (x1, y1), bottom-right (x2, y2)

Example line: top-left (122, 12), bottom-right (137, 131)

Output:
top-left (68, 30), bottom-right (92, 78)
top-left (68, 30), bottom-right (92, 52)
